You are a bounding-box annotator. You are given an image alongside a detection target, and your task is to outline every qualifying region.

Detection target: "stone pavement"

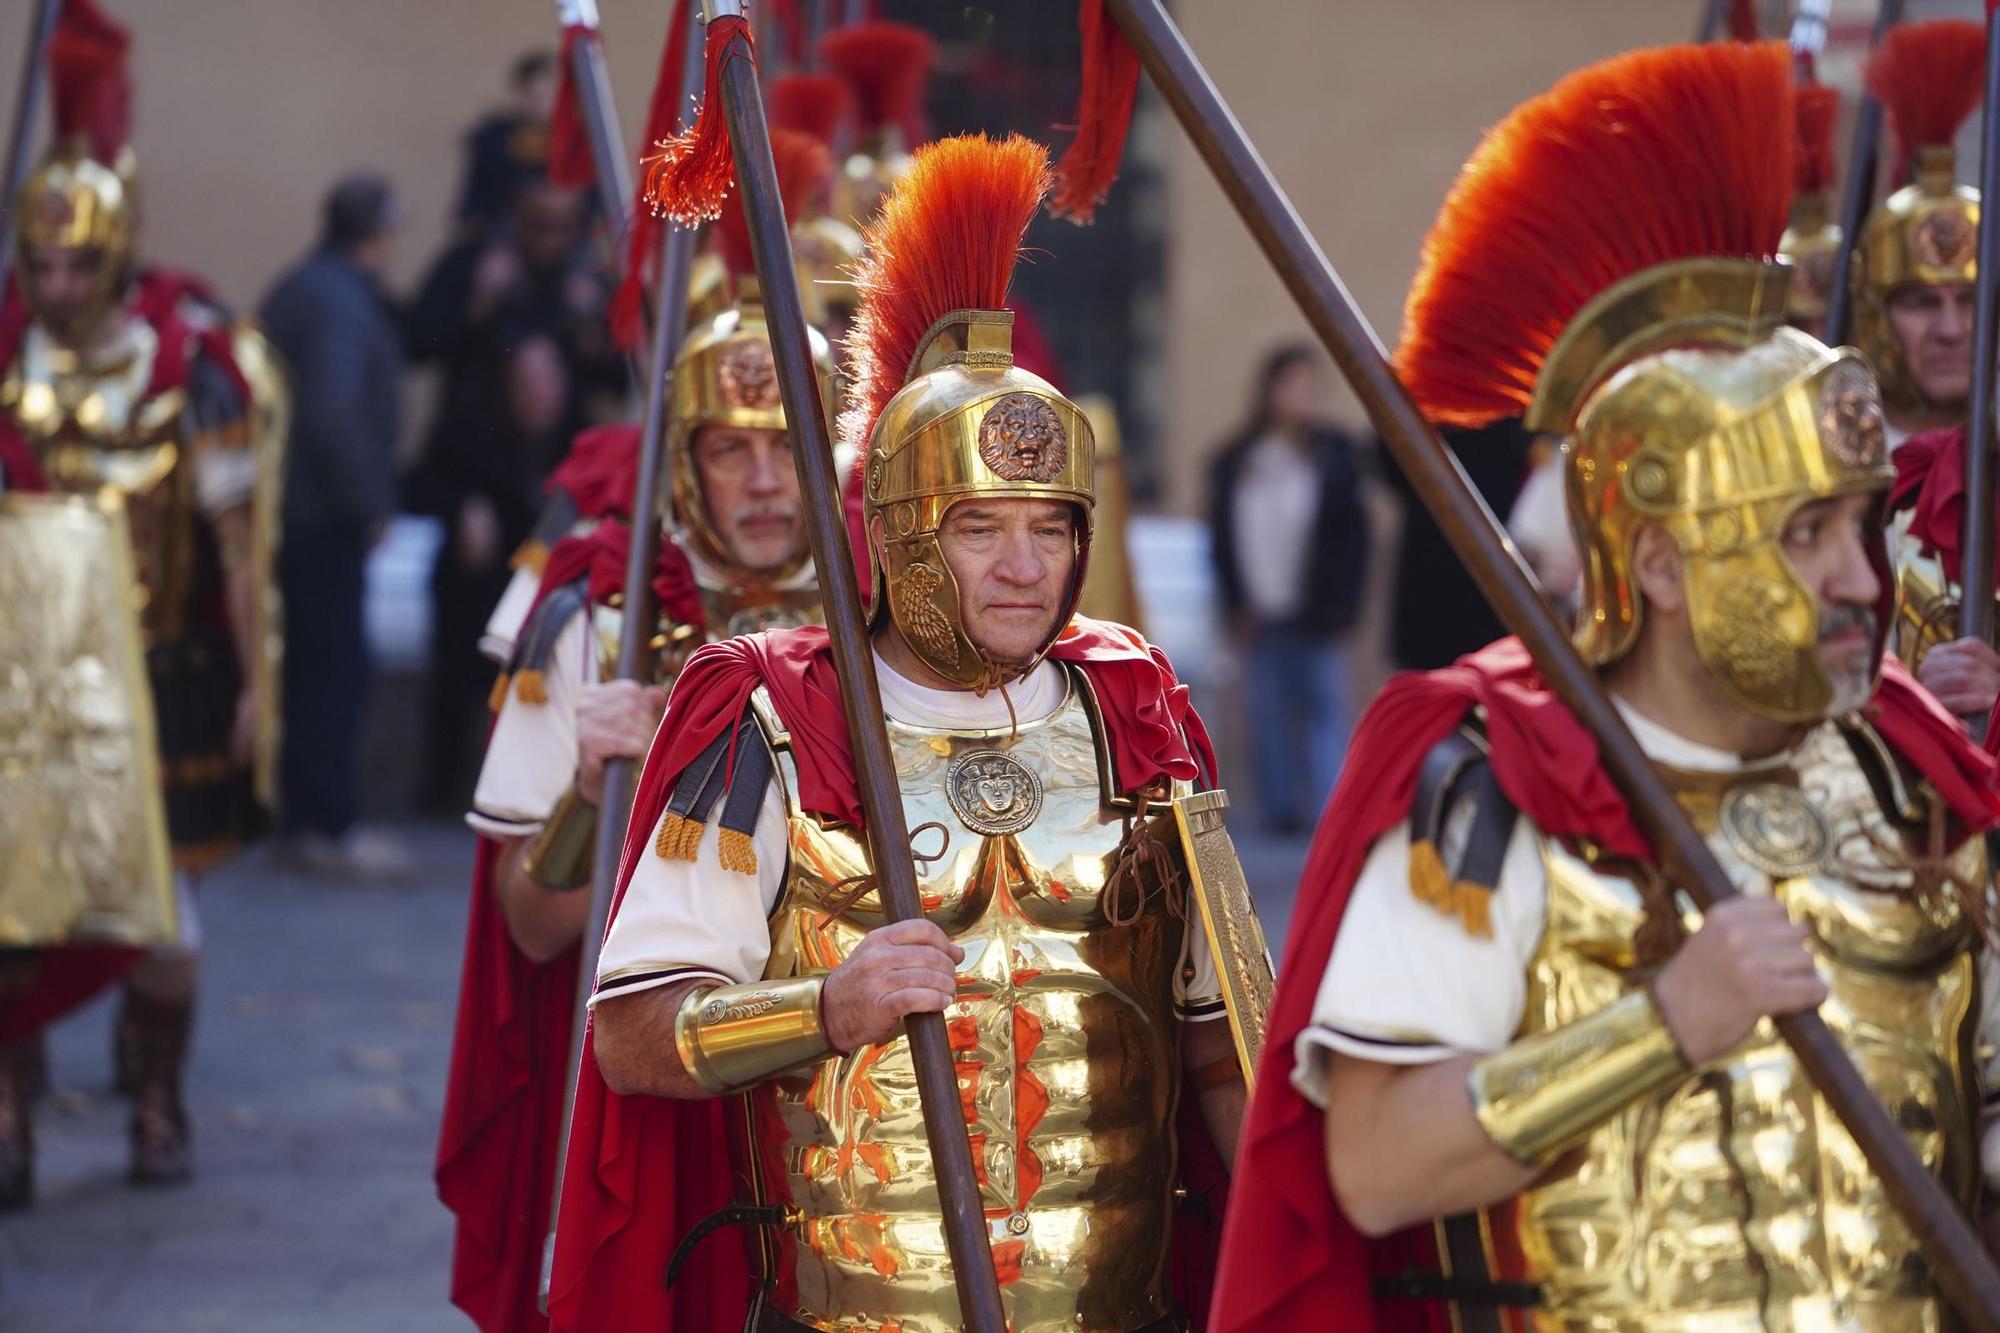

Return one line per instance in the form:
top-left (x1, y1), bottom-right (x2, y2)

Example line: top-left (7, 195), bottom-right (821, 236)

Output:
top-left (0, 819), bottom-right (1312, 1333)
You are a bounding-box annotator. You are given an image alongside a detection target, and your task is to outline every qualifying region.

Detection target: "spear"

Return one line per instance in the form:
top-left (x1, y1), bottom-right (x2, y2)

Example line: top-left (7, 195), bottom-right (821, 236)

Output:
top-left (1824, 0), bottom-right (1906, 344)
top-left (691, 1), bottom-right (1008, 1328)
top-left (554, 0), bottom-right (634, 225)
top-left (1957, 0), bottom-right (2000, 657)
top-left (537, 2), bottom-right (707, 1309)
top-left (0, 0), bottom-right (62, 290)
top-left (1100, 0), bottom-right (2000, 1322)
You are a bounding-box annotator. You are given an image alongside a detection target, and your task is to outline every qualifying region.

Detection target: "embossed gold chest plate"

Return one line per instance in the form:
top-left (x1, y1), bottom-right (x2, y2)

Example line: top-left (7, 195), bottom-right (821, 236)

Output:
top-left (746, 665), bottom-right (1191, 1333)
top-left (1486, 721), bottom-right (1981, 1330)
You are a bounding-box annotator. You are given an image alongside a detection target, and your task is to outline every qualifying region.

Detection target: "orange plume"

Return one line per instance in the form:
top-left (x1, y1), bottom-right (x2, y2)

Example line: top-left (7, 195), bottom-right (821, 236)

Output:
top-left (1393, 41), bottom-right (1794, 429)
top-left (819, 21), bottom-right (935, 148)
top-left (1793, 81), bottom-right (1839, 194)
top-left (710, 128), bottom-right (834, 279)
top-left (50, 0), bottom-right (131, 164)
top-left (768, 72), bottom-right (850, 149)
top-left (838, 135), bottom-right (1052, 456)
top-left (1865, 19), bottom-right (1984, 173)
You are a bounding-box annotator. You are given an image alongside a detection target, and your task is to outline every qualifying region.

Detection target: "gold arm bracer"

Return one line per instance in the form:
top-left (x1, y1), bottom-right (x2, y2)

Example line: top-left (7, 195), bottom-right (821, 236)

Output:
top-left (520, 786), bottom-right (597, 891)
top-left (1467, 989), bottom-right (1688, 1167)
top-left (673, 977), bottom-right (834, 1094)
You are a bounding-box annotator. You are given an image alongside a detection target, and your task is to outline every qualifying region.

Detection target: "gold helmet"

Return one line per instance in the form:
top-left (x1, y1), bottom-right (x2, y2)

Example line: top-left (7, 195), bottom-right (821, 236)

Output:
top-left (768, 71), bottom-right (867, 331)
top-left (1779, 81), bottom-right (1842, 329)
top-left (844, 135), bottom-right (1089, 690)
top-left (819, 21), bottom-right (936, 229)
top-left (1854, 20), bottom-right (1984, 413)
top-left (17, 0), bottom-right (138, 323)
top-left (664, 129), bottom-right (841, 584)
top-left (1397, 41), bottom-right (1894, 725)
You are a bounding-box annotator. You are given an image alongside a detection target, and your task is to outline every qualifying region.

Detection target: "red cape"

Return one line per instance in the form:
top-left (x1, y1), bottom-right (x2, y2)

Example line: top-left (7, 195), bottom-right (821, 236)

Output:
top-left (436, 527), bottom-right (706, 1333)
top-left (1888, 424), bottom-right (1990, 586)
top-left (545, 424), bottom-right (642, 526)
top-left (549, 617), bottom-right (1220, 1331)
top-left (1208, 638), bottom-right (2000, 1332)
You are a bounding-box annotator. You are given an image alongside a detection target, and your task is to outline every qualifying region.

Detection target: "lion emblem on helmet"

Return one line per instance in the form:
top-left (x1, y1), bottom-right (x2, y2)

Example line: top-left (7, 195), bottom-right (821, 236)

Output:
top-left (977, 393), bottom-right (1068, 483)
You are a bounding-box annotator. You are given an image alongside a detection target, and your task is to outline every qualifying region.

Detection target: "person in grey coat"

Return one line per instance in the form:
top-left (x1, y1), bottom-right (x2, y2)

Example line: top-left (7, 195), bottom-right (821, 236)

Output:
top-left (259, 175), bottom-right (410, 879)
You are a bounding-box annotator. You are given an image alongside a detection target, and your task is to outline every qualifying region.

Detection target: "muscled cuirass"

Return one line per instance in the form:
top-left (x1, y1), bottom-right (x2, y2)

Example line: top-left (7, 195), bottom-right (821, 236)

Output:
top-left (1487, 719), bottom-right (1983, 1330)
top-left (1, 320), bottom-right (195, 643)
top-left (745, 663), bottom-right (1191, 1333)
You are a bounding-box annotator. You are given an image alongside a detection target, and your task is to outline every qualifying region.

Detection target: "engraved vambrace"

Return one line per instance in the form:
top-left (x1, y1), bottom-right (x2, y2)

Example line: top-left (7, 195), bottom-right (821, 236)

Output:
top-left (674, 977), bottom-right (835, 1093)
top-left (1467, 988), bottom-right (1688, 1166)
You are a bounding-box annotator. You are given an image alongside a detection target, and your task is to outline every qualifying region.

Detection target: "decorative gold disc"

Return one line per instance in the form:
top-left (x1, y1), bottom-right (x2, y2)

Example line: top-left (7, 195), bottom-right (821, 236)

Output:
top-left (1719, 781), bottom-right (1831, 878)
top-left (945, 748), bottom-right (1044, 836)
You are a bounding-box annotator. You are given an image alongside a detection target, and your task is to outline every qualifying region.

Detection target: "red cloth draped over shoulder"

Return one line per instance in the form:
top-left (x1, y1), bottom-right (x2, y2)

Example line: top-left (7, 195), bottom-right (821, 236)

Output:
top-left (546, 424), bottom-right (642, 526)
top-left (548, 616), bottom-right (1218, 1331)
top-left (1208, 638), bottom-right (2000, 1332)
top-left (435, 523), bottom-right (711, 1331)
top-left (1888, 425), bottom-right (1987, 585)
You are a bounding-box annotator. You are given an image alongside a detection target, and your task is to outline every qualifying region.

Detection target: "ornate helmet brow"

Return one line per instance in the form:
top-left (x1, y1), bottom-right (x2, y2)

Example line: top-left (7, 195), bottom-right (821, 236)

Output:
top-left (1396, 40), bottom-right (1894, 725)
top-left (651, 129), bottom-right (842, 585)
top-left (1854, 19), bottom-right (1984, 414)
top-left (17, 0), bottom-right (139, 307)
top-left (842, 134), bottom-right (1093, 690)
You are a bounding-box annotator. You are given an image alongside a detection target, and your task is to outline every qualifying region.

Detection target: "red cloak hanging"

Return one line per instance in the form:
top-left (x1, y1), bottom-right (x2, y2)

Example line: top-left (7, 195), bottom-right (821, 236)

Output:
top-left (548, 616), bottom-right (1225, 1331)
top-left (436, 521), bottom-right (703, 1333)
top-left (1206, 638), bottom-right (2000, 1332)
top-left (1887, 423), bottom-right (2000, 588)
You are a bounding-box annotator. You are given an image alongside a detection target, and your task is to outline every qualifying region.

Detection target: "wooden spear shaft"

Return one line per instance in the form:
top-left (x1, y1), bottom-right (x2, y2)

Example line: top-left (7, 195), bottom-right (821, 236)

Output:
top-left (1957, 4), bottom-right (2000, 652)
top-left (539, 4), bottom-right (705, 1308)
top-left (701, 4), bottom-right (1008, 1329)
top-left (1104, 0), bottom-right (2000, 1322)
top-left (0, 0), bottom-right (61, 290)
top-left (1824, 0), bottom-right (1905, 345)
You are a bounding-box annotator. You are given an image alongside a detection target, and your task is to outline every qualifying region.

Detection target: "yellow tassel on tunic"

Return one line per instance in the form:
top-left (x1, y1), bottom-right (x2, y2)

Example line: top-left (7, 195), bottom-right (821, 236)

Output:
top-left (717, 828), bottom-right (758, 875)
top-left (514, 669), bottom-right (548, 704)
top-left (655, 812), bottom-right (694, 860)
top-left (488, 673), bottom-right (511, 713)
top-left (1409, 837), bottom-right (1494, 939)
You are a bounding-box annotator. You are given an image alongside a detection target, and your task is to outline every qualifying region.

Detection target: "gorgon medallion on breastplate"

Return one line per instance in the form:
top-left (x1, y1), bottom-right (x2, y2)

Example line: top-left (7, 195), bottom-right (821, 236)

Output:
top-left (945, 748), bottom-right (1044, 836)
top-left (1719, 781), bottom-right (1832, 878)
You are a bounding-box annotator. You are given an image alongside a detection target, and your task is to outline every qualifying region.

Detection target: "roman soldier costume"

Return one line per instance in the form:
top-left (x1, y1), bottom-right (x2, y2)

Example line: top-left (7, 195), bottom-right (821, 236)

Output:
top-left (435, 131), bottom-right (840, 1333)
top-left (548, 134), bottom-right (1263, 1333)
top-left (1211, 41), bottom-right (2000, 1333)
top-left (0, 0), bottom-right (286, 1204)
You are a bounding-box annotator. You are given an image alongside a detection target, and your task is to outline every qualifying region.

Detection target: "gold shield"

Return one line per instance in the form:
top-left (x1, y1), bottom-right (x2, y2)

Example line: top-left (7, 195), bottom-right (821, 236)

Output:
top-left (1169, 789), bottom-right (1275, 1090)
top-left (0, 491), bottom-right (176, 946)
top-left (231, 322), bottom-right (291, 810)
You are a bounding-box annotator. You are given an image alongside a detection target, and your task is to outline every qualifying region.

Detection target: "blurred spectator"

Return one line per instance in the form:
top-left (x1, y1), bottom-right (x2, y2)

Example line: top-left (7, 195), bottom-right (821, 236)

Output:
top-left (404, 176), bottom-right (622, 811)
top-left (454, 49), bottom-right (559, 236)
top-left (260, 174), bottom-right (414, 879)
top-left (1207, 344), bottom-right (1368, 834)
top-left (1382, 418), bottom-right (1539, 670)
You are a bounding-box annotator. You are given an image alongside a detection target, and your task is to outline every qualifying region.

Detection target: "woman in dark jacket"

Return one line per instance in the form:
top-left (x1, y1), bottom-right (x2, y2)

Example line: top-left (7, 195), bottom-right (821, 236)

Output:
top-left (1207, 343), bottom-right (1369, 833)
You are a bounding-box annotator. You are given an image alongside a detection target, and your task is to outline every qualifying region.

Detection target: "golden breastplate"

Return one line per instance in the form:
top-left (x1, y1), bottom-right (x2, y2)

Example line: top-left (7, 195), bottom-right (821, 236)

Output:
top-left (2, 323), bottom-right (194, 643)
top-left (1493, 721), bottom-right (1982, 1331)
top-left (747, 665), bottom-right (1188, 1333)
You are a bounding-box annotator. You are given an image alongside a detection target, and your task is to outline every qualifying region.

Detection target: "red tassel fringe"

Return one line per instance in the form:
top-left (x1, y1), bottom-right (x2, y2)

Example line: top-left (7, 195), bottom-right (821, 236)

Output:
top-left (1394, 41), bottom-right (1795, 429)
top-left (611, 0), bottom-right (697, 351)
top-left (547, 26), bottom-right (596, 190)
top-left (643, 15), bottom-right (753, 229)
top-left (1051, 0), bottom-right (1140, 225)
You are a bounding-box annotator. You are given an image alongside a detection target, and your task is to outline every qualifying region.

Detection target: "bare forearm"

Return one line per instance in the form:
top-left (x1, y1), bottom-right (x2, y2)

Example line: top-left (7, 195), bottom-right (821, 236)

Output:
top-left (592, 981), bottom-right (711, 1100)
top-left (1184, 1019), bottom-right (1245, 1168)
top-left (492, 835), bottom-right (590, 964)
top-left (1323, 1053), bottom-right (1537, 1236)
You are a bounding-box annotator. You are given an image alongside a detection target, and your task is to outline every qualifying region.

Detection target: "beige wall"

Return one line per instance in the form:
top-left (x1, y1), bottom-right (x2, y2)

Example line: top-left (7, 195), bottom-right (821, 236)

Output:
top-left (1158, 2), bottom-right (1692, 510)
top-left (0, 0), bottom-right (679, 306)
